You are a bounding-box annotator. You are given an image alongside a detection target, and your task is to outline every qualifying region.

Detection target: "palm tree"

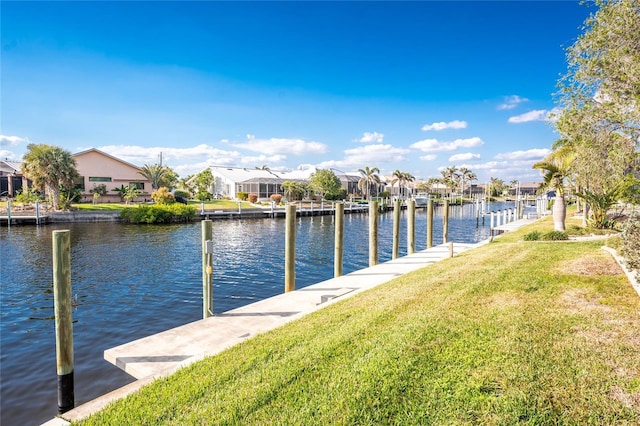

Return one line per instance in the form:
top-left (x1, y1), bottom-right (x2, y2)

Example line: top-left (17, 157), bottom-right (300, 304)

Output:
top-left (458, 167), bottom-right (476, 199)
top-left (22, 144), bottom-right (79, 211)
top-left (440, 166), bottom-right (459, 196)
top-left (390, 169), bottom-right (402, 198)
top-left (139, 163), bottom-right (169, 191)
top-left (390, 170), bottom-right (415, 198)
top-left (465, 171), bottom-right (478, 199)
top-left (357, 166), bottom-right (380, 200)
top-left (533, 145), bottom-right (575, 231)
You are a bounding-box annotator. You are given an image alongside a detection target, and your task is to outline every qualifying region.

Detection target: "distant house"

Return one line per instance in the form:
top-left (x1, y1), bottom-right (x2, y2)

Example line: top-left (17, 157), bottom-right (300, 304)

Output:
top-left (73, 148), bottom-right (152, 203)
top-left (0, 160), bottom-right (29, 197)
top-left (207, 166), bottom-right (363, 201)
top-left (207, 166), bottom-right (310, 201)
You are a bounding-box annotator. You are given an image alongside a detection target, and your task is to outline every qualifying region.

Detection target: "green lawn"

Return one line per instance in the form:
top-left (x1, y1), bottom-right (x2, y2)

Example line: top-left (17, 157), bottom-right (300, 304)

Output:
top-left (74, 216), bottom-right (640, 425)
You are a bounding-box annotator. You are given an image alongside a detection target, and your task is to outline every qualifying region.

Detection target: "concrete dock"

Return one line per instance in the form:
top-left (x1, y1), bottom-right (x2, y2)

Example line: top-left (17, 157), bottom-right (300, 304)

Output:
top-left (45, 219), bottom-right (537, 425)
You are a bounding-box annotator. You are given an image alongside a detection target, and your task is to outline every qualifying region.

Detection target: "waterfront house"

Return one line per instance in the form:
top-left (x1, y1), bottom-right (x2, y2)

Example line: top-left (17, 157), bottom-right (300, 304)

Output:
top-left (73, 148), bottom-right (152, 203)
top-left (207, 166), bottom-right (363, 201)
top-left (0, 159), bottom-right (29, 197)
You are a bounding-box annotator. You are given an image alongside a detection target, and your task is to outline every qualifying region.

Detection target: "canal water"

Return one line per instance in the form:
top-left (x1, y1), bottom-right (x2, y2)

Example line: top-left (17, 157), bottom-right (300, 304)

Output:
top-left (1, 202), bottom-right (516, 425)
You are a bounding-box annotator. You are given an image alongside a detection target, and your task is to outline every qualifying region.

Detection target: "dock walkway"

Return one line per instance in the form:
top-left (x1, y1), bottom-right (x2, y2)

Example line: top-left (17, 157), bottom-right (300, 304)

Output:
top-left (45, 219), bottom-right (535, 425)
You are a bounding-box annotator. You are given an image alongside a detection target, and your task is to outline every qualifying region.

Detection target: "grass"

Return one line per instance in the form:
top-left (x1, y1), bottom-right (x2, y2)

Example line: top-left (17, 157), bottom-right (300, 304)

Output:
top-left (74, 216), bottom-right (640, 425)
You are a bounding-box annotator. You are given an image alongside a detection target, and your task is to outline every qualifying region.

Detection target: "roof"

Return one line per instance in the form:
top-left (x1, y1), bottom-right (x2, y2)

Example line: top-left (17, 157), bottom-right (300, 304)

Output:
top-left (209, 166), bottom-right (320, 184)
top-left (73, 148), bottom-right (142, 171)
top-left (0, 160), bottom-right (22, 174)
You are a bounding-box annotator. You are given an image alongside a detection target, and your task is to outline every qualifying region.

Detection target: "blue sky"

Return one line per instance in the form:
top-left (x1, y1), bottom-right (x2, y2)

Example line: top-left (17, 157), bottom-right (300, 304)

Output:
top-left (1, 1), bottom-right (594, 183)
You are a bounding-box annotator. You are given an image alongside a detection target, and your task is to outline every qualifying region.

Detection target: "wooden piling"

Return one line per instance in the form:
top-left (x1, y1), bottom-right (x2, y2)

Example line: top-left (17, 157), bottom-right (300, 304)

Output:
top-left (52, 230), bottom-right (74, 414)
top-left (427, 198), bottom-right (434, 248)
top-left (449, 241), bottom-right (454, 258)
top-left (334, 202), bottom-right (344, 277)
top-left (392, 199), bottom-right (400, 259)
top-left (407, 199), bottom-right (415, 255)
top-left (285, 204), bottom-right (296, 292)
top-left (201, 220), bottom-right (213, 319)
top-left (443, 200), bottom-right (449, 243)
top-left (369, 201), bottom-right (378, 267)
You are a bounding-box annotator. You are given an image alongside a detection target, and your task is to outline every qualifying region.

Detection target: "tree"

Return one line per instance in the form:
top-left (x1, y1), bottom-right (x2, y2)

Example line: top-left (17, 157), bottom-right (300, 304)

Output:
top-left (90, 183), bottom-right (108, 204)
top-left (459, 167), bottom-right (476, 199)
top-left (309, 169), bottom-right (342, 200)
top-left (557, 0), bottom-right (640, 141)
top-left (21, 144), bottom-right (79, 211)
top-left (357, 166), bottom-right (380, 200)
top-left (281, 181), bottom-right (306, 201)
top-left (391, 170), bottom-right (415, 198)
top-left (440, 166), bottom-right (459, 196)
top-left (123, 186), bottom-right (141, 205)
top-left (533, 145), bottom-right (576, 231)
top-left (139, 163), bottom-right (172, 191)
top-left (553, 0), bottom-right (640, 226)
top-left (488, 177), bottom-right (507, 198)
top-left (193, 169), bottom-right (214, 200)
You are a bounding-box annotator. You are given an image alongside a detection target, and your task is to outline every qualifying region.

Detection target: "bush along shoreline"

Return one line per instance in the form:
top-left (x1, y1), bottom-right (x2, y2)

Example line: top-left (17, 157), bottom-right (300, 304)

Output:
top-left (119, 204), bottom-right (197, 224)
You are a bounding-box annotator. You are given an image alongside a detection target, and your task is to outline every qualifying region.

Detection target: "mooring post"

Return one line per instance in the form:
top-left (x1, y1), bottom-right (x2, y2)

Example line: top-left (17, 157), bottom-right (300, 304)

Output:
top-left (369, 201), bottom-right (379, 266)
top-left (334, 202), bottom-right (344, 277)
top-left (407, 199), bottom-right (416, 255)
top-left (449, 241), bottom-right (454, 258)
top-left (7, 199), bottom-right (11, 228)
top-left (36, 200), bottom-right (40, 225)
top-left (52, 230), bottom-right (74, 414)
top-left (427, 198), bottom-right (434, 248)
top-left (392, 199), bottom-right (401, 259)
top-left (285, 204), bottom-right (296, 292)
top-left (443, 200), bottom-right (450, 243)
top-left (201, 220), bottom-right (213, 319)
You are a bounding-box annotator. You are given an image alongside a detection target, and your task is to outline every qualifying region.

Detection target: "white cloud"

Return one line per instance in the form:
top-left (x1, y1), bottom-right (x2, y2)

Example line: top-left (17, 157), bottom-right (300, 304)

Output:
top-left (95, 144), bottom-right (243, 176)
top-left (448, 152), bottom-right (481, 162)
top-left (0, 135), bottom-right (28, 147)
top-left (420, 154), bottom-right (437, 161)
top-left (316, 144), bottom-right (410, 170)
top-left (421, 120), bottom-right (468, 131)
top-left (0, 149), bottom-right (16, 159)
top-left (508, 109), bottom-right (560, 123)
top-left (497, 95), bottom-right (529, 110)
top-left (495, 149), bottom-right (550, 161)
top-left (354, 131), bottom-right (384, 143)
top-left (233, 134), bottom-right (328, 155)
top-left (410, 137), bottom-right (484, 152)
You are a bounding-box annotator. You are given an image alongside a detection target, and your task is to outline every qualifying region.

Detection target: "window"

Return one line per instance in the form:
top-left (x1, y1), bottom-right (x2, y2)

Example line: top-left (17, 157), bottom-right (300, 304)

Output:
top-left (129, 182), bottom-right (144, 190)
top-left (74, 176), bottom-right (85, 190)
top-left (89, 177), bottom-right (112, 182)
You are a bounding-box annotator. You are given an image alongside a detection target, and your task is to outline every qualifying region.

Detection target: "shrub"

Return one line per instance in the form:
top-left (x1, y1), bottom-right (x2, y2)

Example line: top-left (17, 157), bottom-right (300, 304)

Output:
top-left (14, 187), bottom-right (42, 204)
top-left (542, 230), bottom-right (569, 241)
top-left (326, 188), bottom-right (348, 201)
top-left (120, 204), bottom-right (196, 224)
top-left (621, 212), bottom-right (640, 271)
top-left (248, 193), bottom-right (258, 203)
top-left (270, 194), bottom-right (283, 204)
top-left (152, 187), bottom-right (175, 205)
top-left (237, 192), bottom-right (248, 201)
top-left (523, 231), bottom-right (541, 241)
top-left (195, 191), bottom-right (212, 201)
top-left (173, 189), bottom-right (190, 200)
